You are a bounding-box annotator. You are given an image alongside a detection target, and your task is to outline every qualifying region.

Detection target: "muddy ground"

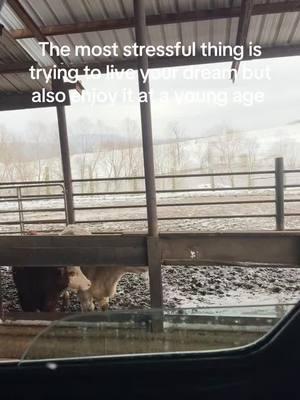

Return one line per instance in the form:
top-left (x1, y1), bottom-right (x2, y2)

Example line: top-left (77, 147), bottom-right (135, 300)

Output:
top-left (1, 263), bottom-right (299, 313)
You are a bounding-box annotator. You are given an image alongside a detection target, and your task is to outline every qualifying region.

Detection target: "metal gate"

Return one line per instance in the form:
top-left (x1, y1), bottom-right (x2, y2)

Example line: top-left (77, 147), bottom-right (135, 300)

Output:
top-left (0, 183), bottom-right (67, 234)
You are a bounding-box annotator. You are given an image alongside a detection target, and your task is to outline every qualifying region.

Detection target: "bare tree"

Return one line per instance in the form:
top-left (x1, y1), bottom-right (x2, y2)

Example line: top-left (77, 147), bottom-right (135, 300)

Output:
top-left (202, 141), bottom-right (216, 189)
top-left (27, 121), bottom-right (49, 182)
top-left (45, 122), bottom-right (61, 158)
top-left (168, 121), bottom-right (185, 189)
top-left (14, 160), bottom-right (35, 182)
top-left (102, 138), bottom-right (125, 191)
top-left (273, 138), bottom-right (299, 169)
top-left (243, 137), bottom-right (259, 186)
top-left (215, 129), bottom-right (241, 187)
top-left (0, 125), bottom-right (18, 181)
top-left (77, 137), bottom-right (89, 193)
top-left (286, 142), bottom-right (300, 169)
top-left (124, 118), bottom-right (142, 191)
top-left (74, 117), bottom-right (95, 192)
top-left (154, 144), bottom-right (170, 190)
top-left (87, 127), bottom-right (105, 193)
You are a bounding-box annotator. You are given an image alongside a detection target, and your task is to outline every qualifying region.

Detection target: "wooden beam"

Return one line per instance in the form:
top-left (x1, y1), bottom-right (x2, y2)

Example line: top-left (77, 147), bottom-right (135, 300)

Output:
top-left (0, 232), bottom-right (299, 266)
top-left (9, 1), bottom-right (300, 39)
top-left (160, 232), bottom-right (300, 266)
top-left (0, 234), bottom-right (148, 267)
top-left (0, 91), bottom-right (70, 112)
top-left (231, 0), bottom-right (255, 81)
top-left (0, 62), bottom-right (36, 74)
top-left (7, 0), bottom-right (64, 66)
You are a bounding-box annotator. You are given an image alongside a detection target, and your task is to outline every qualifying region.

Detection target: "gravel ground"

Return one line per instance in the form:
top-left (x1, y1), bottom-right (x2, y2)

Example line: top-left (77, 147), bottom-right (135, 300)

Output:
top-left (1, 264), bottom-right (299, 313)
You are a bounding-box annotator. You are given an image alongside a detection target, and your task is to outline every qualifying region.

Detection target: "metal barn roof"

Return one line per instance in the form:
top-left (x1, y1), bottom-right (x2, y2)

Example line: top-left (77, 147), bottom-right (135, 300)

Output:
top-left (0, 0), bottom-right (300, 100)
top-left (0, 27), bottom-right (49, 94)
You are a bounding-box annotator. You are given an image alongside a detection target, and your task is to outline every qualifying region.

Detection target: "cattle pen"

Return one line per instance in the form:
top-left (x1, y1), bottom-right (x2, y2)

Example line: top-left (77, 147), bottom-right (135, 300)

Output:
top-left (0, 0), bottom-right (300, 360)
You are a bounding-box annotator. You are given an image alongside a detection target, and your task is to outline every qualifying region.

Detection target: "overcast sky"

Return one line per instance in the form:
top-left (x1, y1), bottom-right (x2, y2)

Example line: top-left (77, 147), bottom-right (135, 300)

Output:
top-left (1, 56), bottom-right (300, 139)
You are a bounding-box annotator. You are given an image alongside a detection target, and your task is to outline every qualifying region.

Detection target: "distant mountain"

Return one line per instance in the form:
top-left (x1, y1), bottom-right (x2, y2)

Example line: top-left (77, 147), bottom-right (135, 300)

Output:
top-left (5, 121), bottom-right (300, 163)
top-left (69, 133), bottom-right (126, 153)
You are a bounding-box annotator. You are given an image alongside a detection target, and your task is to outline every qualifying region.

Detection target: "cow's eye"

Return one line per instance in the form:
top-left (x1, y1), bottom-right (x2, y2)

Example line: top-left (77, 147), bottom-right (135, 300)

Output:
top-left (68, 271), bottom-right (76, 277)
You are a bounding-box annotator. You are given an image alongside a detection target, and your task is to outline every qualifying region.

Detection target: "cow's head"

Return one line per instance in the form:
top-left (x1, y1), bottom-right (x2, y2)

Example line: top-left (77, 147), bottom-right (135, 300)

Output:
top-left (59, 226), bottom-right (92, 291)
top-left (67, 267), bottom-right (91, 291)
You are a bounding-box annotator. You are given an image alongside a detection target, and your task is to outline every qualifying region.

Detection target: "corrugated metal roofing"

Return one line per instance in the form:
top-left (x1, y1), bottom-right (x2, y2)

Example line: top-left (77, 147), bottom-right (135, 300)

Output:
top-left (0, 26), bottom-right (30, 62)
top-left (0, 0), bottom-right (300, 95)
top-left (0, 27), bottom-right (48, 93)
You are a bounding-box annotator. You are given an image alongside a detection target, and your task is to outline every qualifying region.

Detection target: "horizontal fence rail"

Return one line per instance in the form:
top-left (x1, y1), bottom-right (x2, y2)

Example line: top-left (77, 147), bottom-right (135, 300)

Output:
top-left (72, 161), bottom-right (300, 231)
top-left (0, 159), bottom-right (299, 234)
top-left (0, 183), bottom-right (67, 235)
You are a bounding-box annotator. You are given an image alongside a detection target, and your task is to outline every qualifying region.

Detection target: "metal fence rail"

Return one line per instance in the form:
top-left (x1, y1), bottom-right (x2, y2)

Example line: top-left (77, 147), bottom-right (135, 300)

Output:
top-left (72, 159), bottom-right (300, 230)
top-left (0, 158), bottom-right (299, 234)
top-left (0, 183), bottom-right (67, 234)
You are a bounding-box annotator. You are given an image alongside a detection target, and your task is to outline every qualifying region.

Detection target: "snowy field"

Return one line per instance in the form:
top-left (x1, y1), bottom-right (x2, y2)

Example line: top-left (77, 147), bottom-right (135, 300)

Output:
top-left (0, 189), bottom-right (299, 313)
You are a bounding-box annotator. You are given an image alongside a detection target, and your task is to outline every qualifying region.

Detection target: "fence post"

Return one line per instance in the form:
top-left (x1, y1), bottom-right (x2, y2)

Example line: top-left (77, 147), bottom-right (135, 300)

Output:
top-left (16, 187), bottom-right (25, 234)
top-left (275, 157), bottom-right (285, 231)
top-left (61, 185), bottom-right (69, 227)
top-left (209, 168), bottom-right (215, 190)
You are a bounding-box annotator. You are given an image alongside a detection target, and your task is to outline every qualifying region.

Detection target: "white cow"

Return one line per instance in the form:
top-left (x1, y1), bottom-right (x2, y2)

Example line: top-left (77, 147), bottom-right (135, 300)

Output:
top-left (67, 266), bottom-right (92, 292)
top-left (60, 225), bottom-right (148, 311)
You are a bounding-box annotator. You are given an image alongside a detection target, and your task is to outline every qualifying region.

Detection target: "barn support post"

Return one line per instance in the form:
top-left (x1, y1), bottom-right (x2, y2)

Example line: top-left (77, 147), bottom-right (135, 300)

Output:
top-left (56, 103), bottom-right (75, 225)
top-left (134, 0), bottom-right (158, 238)
top-left (275, 157), bottom-right (285, 231)
top-left (147, 236), bottom-right (163, 330)
top-left (0, 268), bottom-right (3, 321)
top-left (134, 0), bottom-right (163, 324)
